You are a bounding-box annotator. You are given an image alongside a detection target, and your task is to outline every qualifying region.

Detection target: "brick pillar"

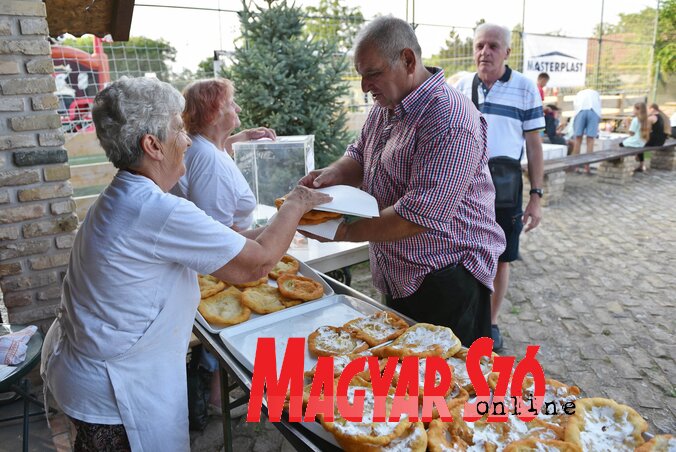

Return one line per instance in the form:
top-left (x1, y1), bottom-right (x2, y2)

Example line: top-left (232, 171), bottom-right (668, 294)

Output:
top-left (0, 1), bottom-right (76, 329)
top-left (521, 171), bottom-right (566, 207)
top-left (650, 145), bottom-right (676, 171)
top-left (597, 156), bottom-right (635, 185)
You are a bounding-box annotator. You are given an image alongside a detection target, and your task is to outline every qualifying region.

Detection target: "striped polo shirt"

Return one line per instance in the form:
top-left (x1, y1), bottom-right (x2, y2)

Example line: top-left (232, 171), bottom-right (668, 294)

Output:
top-left (455, 66), bottom-right (545, 159)
top-left (345, 68), bottom-right (506, 298)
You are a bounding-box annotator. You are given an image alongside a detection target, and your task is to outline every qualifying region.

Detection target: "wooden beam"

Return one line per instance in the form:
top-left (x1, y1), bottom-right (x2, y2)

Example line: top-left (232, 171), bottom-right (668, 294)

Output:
top-left (110, 0), bottom-right (135, 41)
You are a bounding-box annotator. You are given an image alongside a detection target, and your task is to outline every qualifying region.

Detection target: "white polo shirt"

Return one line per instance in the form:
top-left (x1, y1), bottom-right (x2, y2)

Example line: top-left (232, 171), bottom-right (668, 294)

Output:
top-left (456, 66), bottom-right (545, 160)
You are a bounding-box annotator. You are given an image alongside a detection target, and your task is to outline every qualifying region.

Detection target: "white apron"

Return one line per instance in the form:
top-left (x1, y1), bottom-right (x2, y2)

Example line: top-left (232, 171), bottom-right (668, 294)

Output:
top-left (43, 293), bottom-right (198, 452)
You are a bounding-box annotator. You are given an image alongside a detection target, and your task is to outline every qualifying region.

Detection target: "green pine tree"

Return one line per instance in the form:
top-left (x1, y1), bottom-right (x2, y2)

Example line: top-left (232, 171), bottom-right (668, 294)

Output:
top-left (224, 0), bottom-right (351, 169)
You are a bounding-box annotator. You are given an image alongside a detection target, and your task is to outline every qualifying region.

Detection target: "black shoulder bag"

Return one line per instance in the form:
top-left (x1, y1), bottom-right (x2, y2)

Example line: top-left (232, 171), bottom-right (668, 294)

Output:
top-left (472, 74), bottom-right (523, 209)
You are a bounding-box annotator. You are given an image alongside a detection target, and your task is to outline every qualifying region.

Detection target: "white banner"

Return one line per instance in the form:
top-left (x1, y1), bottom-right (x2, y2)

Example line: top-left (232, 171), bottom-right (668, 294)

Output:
top-left (522, 34), bottom-right (587, 88)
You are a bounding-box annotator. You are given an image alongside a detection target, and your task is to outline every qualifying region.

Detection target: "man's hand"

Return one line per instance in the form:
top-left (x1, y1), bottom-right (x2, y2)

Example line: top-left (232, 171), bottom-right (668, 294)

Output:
top-left (522, 197), bottom-right (542, 232)
top-left (298, 167), bottom-right (342, 188)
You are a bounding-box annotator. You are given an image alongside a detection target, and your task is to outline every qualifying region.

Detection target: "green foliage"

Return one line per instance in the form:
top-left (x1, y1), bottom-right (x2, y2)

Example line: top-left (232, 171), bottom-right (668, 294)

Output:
top-left (656, 0), bottom-right (676, 73)
top-left (225, 0), bottom-right (351, 169)
top-left (196, 57), bottom-right (215, 79)
top-left (303, 0), bottom-right (364, 53)
top-left (427, 29), bottom-right (475, 75)
top-left (59, 36), bottom-right (177, 82)
top-left (428, 20), bottom-right (484, 76)
top-left (592, 2), bottom-right (675, 77)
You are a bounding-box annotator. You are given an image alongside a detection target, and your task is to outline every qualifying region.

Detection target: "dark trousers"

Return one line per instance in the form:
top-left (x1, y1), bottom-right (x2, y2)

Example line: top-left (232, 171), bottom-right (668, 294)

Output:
top-left (385, 264), bottom-right (491, 348)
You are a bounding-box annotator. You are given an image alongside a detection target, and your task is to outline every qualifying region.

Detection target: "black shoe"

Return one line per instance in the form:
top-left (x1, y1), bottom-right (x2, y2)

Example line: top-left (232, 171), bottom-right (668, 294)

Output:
top-left (491, 324), bottom-right (504, 352)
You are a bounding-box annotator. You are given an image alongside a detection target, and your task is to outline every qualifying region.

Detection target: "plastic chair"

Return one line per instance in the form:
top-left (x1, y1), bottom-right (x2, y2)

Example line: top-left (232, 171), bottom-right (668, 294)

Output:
top-left (0, 324), bottom-right (46, 452)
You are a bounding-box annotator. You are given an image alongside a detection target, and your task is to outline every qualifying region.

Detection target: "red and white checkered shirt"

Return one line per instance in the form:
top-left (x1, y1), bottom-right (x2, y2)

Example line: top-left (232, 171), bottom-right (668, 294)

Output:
top-left (345, 68), bottom-right (505, 298)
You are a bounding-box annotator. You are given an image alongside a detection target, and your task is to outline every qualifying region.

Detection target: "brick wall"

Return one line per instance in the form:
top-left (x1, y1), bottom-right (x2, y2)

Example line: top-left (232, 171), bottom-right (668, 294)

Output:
top-left (0, 1), bottom-right (75, 329)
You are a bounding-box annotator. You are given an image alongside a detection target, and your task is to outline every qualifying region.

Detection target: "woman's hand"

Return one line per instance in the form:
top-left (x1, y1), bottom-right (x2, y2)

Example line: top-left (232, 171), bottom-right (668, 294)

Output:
top-left (281, 185), bottom-right (332, 215)
top-left (224, 127), bottom-right (276, 154)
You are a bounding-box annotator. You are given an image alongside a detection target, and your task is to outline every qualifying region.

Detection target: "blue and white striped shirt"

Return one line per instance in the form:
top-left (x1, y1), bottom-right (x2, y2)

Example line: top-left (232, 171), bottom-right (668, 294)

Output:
top-left (456, 66), bottom-right (545, 159)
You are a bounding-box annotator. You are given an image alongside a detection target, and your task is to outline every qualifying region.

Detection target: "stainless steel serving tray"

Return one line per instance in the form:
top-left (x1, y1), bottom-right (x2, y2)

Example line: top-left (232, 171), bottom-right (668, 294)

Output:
top-left (219, 294), bottom-right (396, 374)
top-left (195, 260), bottom-right (334, 334)
top-left (219, 293), bottom-right (406, 448)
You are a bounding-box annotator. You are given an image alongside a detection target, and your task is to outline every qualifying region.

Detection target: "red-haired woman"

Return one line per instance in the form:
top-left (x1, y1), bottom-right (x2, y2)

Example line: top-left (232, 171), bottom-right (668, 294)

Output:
top-left (172, 78), bottom-right (275, 230)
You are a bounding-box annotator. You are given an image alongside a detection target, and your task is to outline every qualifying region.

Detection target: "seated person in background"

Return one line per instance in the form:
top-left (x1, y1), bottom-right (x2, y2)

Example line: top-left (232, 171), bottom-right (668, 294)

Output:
top-left (646, 103), bottom-right (670, 147)
top-left (40, 76), bottom-right (331, 451)
top-left (621, 102), bottom-right (650, 172)
top-left (543, 104), bottom-right (568, 146)
top-left (171, 78), bottom-right (276, 415)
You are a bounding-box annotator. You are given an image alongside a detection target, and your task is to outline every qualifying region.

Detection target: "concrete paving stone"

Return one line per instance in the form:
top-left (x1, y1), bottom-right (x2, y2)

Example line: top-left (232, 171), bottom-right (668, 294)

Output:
top-left (653, 357), bottom-right (676, 383)
top-left (638, 368), bottom-right (674, 395)
top-left (625, 347), bottom-right (658, 369)
top-left (607, 356), bottom-right (644, 379)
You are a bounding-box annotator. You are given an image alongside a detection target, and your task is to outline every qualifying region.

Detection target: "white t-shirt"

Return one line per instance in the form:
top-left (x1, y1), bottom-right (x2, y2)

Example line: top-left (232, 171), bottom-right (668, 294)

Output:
top-left (573, 89), bottom-right (602, 117)
top-left (172, 135), bottom-right (256, 230)
top-left (47, 170), bottom-right (246, 423)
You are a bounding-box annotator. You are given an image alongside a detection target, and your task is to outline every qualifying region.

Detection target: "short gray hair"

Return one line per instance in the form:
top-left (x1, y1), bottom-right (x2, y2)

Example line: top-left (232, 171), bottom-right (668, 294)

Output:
top-left (352, 16), bottom-right (422, 66)
top-left (475, 23), bottom-right (511, 49)
top-left (92, 77), bottom-right (185, 169)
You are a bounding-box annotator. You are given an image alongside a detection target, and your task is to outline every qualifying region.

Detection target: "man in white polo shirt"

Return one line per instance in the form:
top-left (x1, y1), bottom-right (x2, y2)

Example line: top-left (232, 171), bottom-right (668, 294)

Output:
top-left (456, 23), bottom-right (545, 351)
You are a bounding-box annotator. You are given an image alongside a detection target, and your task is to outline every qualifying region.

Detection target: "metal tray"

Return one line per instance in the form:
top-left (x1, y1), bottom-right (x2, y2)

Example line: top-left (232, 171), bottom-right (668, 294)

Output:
top-left (218, 294), bottom-right (395, 374)
top-left (195, 260), bottom-right (334, 334)
top-left (220, 294), bottom-right (402, 449)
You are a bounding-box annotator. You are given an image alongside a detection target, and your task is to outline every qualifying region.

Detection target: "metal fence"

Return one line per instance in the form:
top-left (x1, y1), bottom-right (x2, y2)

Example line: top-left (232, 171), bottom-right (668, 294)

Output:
top-left (51, 1), bottom-right (660, 133)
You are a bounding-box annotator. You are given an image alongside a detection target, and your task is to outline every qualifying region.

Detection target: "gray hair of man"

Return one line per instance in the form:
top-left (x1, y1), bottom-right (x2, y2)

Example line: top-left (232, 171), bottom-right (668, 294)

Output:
top-left (92, 76), bottom-right (185, 170)
top-left (475, 23), bottom-right (511, 49)
top-left (352, 16), bottom-right (422, 67)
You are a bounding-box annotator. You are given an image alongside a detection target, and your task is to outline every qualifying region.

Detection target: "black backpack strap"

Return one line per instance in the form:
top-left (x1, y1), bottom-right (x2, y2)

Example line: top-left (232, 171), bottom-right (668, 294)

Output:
top-left (471, 73), bottom-right (481, 110)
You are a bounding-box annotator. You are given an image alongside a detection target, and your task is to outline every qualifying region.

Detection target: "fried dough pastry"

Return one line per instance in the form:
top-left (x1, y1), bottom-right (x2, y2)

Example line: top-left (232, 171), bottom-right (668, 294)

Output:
top-left (198, 286), bottom-right (250, 327)
top-left (446, 348), bottom-right (495, 395)
top-left (274, 197), bottom-right (343, 225)
top-left (429, 384), bottom-right (470, 421)
top-left (268, 254), bottom-right (300, 280)
top-left (342, 311), bottom-right (409, 347)
top-left (635, 434), bottom-right (675, 452)
top-left (427, 418), bottom-right (471, 452)
top-left (241, 284), bottom-right (287, 314)
top-left (503, 438), bottom-right (582, 452)
top-left (230, 276), bottom-right (268, 289)
top-left (198, 274), bottom-right (226, 299)
top-left (321, 380), bottom-right (411, 447)
top-left (338, 421), bottom-right (428, 452)
top-left (390, 357), bottom-right (454, 400)
top-left (277, 274), bottom-right (324, 301)
top-left (564, 397), bottom-right (648, 451)
top-left (308, 326), bottom-right (369, 357)
top-left (375, 323), bottom-right (462, 359)
top-left (303, 350), bottom-right (373, 379)
top-left (522, 377), bottom-right (581, 426)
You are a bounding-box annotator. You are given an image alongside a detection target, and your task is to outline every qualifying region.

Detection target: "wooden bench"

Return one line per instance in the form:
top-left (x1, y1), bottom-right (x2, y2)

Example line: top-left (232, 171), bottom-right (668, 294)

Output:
top-left (522, 140), bottom-right (676, 205)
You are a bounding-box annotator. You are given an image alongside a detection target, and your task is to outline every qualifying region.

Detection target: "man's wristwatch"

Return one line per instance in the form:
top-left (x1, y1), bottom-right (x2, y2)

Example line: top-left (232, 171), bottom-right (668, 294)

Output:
top-left (529, 188), bottom-right (544, 198)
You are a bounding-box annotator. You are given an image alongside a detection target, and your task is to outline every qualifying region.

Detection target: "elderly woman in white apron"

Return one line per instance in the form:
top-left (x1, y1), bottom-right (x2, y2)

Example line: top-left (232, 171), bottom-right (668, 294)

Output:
top-left (40, 76), bottom-right (331, 451)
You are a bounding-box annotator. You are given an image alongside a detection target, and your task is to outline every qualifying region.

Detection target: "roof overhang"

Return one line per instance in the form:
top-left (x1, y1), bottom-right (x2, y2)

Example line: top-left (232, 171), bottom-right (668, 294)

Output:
top-left (45, 0), bottom-right (135, 41)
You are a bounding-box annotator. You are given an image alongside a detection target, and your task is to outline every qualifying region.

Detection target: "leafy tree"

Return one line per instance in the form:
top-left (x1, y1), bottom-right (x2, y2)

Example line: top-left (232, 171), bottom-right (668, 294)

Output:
top-left (59, 35), bottom-right (177, 82)
top-left (428, 20), bottom-right (484, 76)
top-left (656, 0), bottom-right (676, 74)
top-left (225, 0), bottom-right (351, 173)
top-left (427, 28), bottom-right (475, 75)
top-left (303, 0), bottom-right (364, 53)
top-left (196, 57), bottom-right (215, 79)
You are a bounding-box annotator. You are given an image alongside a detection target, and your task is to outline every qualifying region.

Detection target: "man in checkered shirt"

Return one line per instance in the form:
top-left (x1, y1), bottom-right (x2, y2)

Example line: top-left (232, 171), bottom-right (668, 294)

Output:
top-left (300, 16), bottom-right (505, 347)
